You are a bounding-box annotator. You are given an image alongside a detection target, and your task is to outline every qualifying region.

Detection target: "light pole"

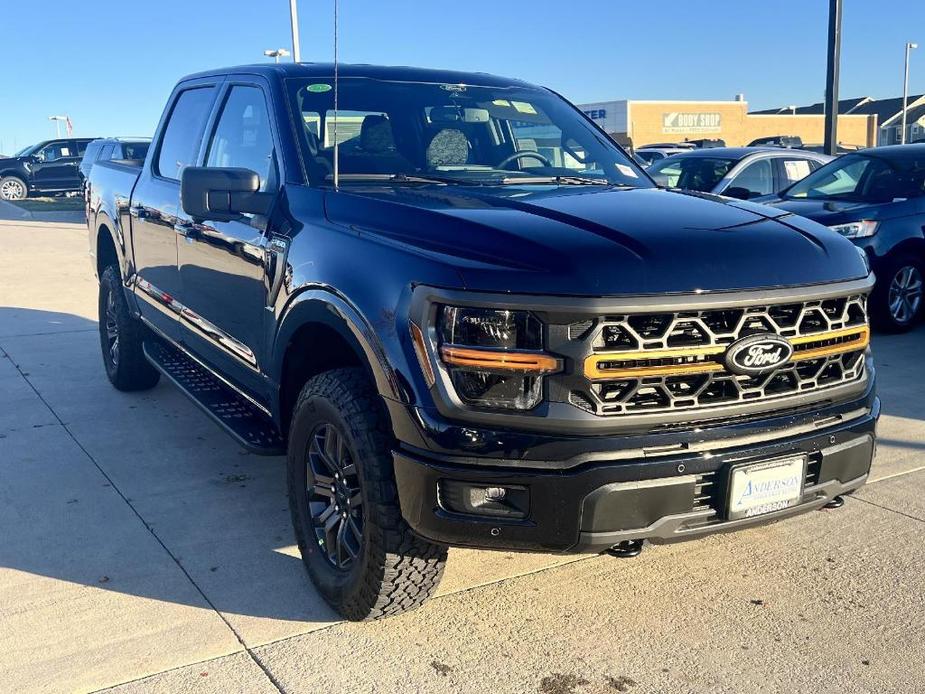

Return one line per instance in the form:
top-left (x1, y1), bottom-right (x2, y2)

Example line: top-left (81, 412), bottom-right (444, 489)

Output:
top-left (48, 115), bottom-right (67, 138)
top-left (289, 0), bottom-right (301, 63)
top-left (901, 42), bottom-right (918, 145)
top-left (264, 48), bottom-right (290, 63)
top-left (823, 0), bottom-right (842, 156)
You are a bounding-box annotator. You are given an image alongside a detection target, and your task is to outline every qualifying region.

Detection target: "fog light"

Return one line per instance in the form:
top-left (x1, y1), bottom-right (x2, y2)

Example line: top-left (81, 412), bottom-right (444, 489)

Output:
top-left (438, 480), bottom-right (529, 519)
top-left (484, 487), bottom-right (506, 502)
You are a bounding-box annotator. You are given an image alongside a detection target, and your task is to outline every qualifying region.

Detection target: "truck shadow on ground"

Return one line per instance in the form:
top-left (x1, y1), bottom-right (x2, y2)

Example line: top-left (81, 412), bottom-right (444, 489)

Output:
top-left (0, 308), bottom-right (342, 628)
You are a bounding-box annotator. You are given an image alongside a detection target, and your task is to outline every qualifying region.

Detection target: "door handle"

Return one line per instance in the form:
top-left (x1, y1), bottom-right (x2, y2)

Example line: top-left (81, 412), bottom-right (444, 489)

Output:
top-left (129, 205), bottom-right (147, 219)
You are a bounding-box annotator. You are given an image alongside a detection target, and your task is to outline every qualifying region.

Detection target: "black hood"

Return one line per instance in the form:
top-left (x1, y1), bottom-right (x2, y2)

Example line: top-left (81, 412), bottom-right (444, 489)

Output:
top-left (325, 185), bottom-right (868, 296)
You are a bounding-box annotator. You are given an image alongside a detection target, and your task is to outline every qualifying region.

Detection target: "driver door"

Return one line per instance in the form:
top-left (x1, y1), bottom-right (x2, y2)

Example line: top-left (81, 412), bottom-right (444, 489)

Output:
top-left (175, 81), bottom-right (280, 397)
top-left (32, 140), bottom-right (81, 190)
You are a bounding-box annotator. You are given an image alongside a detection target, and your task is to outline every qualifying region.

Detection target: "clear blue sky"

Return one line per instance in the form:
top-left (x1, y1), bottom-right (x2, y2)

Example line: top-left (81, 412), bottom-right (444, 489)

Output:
top-left (1, 0), bottom-right (923, 152)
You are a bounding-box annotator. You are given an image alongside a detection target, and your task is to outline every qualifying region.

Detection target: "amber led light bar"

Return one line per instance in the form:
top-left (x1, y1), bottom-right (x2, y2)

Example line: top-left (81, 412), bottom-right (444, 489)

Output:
top-left (585, 325), bottom-right (870, 381)
top-left (440, 345), bottom-right (562, 374)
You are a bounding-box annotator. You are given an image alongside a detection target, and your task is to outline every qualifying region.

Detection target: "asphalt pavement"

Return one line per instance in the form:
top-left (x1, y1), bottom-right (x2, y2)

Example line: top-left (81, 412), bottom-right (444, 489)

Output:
top-left (1, 218), bottom-right (923, 694)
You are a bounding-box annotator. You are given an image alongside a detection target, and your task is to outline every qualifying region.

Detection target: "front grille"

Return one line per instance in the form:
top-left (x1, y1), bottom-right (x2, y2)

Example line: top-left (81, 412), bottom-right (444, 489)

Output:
top-left (567, 294), bottom-right (869, 417)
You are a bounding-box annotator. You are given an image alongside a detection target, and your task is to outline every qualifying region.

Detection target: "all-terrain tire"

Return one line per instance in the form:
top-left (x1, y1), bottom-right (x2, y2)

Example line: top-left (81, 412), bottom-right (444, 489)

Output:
top-left (287, 367), bottom-right (448, 621)
top-left (98, 265), bottom-right (160, 391)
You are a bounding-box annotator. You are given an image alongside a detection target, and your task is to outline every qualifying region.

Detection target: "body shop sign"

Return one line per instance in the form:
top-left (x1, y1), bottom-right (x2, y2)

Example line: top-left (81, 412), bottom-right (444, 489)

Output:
top-left (662, 112), bottom-right (722, 133)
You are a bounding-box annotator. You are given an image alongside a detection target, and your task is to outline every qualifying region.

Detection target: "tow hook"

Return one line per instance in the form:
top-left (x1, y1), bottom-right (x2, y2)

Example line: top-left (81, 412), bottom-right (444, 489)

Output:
top-left (823, 495), bottom-right (846, 509)
top-left (606, 540), bottom-right (644, 558)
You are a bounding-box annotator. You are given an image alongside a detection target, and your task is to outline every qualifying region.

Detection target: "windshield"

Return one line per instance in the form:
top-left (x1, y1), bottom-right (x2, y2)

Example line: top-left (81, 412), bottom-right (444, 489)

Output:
top-left (287, 77), bottom-right (651, 188)
top-left (13, 143), bottom-right (41, 157)
top-left (785, 152), bottom-right (925, 202)
top-left (647, 155), bottom-right (736, 191)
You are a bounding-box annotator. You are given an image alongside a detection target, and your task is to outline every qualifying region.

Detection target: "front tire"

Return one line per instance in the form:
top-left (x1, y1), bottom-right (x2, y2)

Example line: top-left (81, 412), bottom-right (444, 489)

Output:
top-left (98, 266), bottom-right (160, 391)
top-left (287, 368), bottom-right (448, 621)
top-left (0, 176), bottom-right (27, 201)
top-left (871, 253), bottom-right (924, 333)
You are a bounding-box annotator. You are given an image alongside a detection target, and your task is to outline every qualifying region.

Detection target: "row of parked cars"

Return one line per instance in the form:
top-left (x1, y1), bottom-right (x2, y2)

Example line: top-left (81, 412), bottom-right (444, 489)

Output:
top-left (0, 136), bottom-right (150, 201)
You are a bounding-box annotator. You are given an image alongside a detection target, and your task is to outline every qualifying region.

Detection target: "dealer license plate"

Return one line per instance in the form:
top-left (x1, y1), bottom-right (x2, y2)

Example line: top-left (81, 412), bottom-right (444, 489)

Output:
top-left (727, 456), bottom-right (805, 520)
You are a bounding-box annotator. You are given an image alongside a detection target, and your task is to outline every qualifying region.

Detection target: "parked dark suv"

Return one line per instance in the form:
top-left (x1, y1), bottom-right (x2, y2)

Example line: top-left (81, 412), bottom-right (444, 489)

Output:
top-left (87, 63), bottom-right (878, 620)
top-left (0, 138), bottom-right (95, 200)
top-left (762, 145), bottom-right (925, 331)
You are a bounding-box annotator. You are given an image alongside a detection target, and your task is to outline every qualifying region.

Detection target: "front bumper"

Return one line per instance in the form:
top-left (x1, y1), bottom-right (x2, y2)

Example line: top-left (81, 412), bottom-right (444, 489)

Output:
top-left (392, 398), bottom-right (878, 553)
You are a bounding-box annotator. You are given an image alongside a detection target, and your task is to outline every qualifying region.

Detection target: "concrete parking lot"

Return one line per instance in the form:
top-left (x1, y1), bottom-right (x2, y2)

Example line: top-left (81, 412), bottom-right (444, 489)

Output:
top-left (1, 217), bottom-right (924, 694)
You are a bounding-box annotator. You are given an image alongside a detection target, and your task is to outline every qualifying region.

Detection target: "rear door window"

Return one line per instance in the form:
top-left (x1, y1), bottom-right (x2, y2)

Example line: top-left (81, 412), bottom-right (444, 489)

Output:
top-left (156, 87), bottom-right (215, 180)
top-left (780, 157), bottom-right (815, 185)
top-left (730, 158), bottom-right (775, 197)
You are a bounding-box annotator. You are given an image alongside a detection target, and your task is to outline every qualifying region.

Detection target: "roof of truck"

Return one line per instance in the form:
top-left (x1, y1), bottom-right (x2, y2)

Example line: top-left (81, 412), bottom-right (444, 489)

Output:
top-left (179, 63), bottom-right (536, 89)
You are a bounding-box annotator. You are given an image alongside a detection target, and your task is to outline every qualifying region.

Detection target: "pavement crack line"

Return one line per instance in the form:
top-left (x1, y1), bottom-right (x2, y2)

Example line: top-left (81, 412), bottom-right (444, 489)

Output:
top-left (1, 327), bottom-right (99, 339)
top-left (848, 495), bottom-right (925, 525)
top-left (0, 344), bottom-right (287, 694)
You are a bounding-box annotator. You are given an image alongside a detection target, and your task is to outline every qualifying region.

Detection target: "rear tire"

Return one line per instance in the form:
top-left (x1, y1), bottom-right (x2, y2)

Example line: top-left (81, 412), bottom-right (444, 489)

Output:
top-left (98, 266), bottom-right (160, 391)
top-left (870, 253), bottom-right (924, 333)
top-left (0, 176), bottom-right (27, 201)
top-left (287, 367), bottom-right (447, 621)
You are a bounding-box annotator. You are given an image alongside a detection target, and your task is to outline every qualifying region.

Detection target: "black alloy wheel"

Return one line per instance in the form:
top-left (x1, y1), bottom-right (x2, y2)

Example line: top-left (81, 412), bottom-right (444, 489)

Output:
top-left (104, 289), bottom-right (120, 369)
top-left (306, 423), bottom-right (364, 570)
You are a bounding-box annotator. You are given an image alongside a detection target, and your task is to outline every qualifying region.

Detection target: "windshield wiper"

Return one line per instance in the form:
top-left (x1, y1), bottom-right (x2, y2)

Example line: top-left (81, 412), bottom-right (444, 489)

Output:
top-left (499, 175), bottom-right (628, 186)
top-left (389, 173), bottom-right (484, 186)
top-left (323, 173), bottom-right (482, 186)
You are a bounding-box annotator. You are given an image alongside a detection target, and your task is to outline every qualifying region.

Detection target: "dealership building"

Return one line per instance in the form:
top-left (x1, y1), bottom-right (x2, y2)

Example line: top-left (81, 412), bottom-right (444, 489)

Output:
top-left (578, 98), bottom-right (878, 149)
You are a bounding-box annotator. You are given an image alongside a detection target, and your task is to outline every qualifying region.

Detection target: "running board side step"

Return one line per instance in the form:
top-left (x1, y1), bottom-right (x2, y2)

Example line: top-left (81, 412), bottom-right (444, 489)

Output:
top-left (143, 339), bottom-right (285, 455)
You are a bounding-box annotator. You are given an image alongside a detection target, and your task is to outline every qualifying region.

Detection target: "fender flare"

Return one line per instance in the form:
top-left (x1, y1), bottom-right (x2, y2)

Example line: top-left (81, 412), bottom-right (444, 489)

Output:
top-left (271, 287), bottom-right (405, 406)
top-left (92, 210), bottom-right (129, 279)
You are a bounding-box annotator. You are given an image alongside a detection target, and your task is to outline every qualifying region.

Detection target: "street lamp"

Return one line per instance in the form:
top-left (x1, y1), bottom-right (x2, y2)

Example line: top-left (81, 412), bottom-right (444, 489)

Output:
top-left (264, 48), bottom-right (290, 63)
top-left (901, 42), bottom-right (918, 145)
top-left (289, 0), bottom-right (301, 63)
top-left (48, 115), bottom-right (68, 138)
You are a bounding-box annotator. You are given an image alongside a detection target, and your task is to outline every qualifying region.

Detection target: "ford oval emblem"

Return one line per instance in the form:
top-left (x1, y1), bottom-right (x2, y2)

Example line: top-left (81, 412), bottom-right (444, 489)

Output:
top-left (724, 333), bottom-right (794, 376)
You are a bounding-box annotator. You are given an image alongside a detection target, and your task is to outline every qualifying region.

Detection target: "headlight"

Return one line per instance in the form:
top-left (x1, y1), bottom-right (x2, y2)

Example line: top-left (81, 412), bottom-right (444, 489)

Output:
top-left (828, 220), bottom-right (879, 239)
top-left (432, 306), bottom-right (560, 411)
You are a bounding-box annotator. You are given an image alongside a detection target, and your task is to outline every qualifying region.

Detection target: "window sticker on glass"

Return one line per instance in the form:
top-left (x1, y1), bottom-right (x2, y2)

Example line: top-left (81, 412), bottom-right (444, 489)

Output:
top-left (784, 159), bottom-right (811, 180)
top-left (616, 164), bottom-right (639, 178)
top-left (512, 101), bottom-right (537, 115)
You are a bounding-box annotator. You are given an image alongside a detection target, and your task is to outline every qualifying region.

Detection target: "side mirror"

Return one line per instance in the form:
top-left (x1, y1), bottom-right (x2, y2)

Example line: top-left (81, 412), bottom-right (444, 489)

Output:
top-left (723, 186), bottom-right (753, 200)
top-left (180, 167), bottom-right (274, 223)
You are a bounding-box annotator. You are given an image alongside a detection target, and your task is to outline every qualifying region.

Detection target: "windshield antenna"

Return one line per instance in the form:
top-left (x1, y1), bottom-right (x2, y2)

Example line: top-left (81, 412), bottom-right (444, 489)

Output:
top-left (333, 0), bottom-right (340, 189)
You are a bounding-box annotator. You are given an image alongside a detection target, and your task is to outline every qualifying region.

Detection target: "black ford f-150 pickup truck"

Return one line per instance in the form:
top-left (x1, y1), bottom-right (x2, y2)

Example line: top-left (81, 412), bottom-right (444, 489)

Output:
top-left (87, 63), bottom-right (878, 621)
top-left (1, 138), bottom-right (96, 200)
